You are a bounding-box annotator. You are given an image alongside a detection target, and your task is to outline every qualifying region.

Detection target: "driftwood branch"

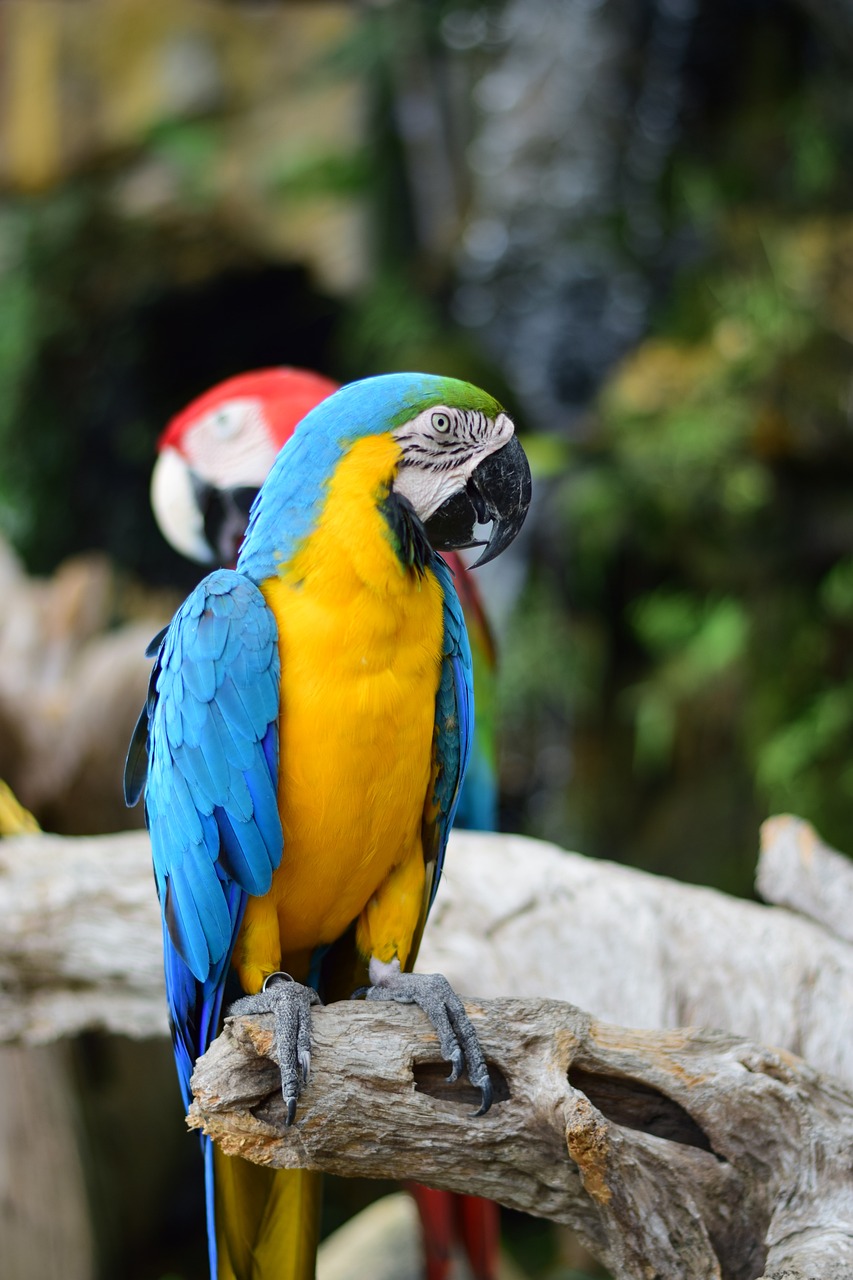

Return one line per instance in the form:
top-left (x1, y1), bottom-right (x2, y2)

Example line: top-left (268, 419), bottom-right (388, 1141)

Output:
top-left (1, 823), bottom-right (852, 1082)
top-left (0, 831), bottom-right (165, 1042)
top-left (757, 813), bottom-right (853, 945)
top-left (189, 996), bottom-right (853, 1280)
top-left (2, 820), bottom-right (852, 1276)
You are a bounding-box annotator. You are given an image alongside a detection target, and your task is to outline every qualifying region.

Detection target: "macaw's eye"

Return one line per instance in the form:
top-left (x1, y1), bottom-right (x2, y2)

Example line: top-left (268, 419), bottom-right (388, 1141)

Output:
top-left (212, 408), bottom-right (240, 439)
top-left (432, 412), bottom-right (452, 433)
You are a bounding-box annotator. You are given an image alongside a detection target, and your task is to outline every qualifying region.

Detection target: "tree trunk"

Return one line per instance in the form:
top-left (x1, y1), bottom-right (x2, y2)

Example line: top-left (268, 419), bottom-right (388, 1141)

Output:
top-left (0, 1043), bottom-right (95, 1280)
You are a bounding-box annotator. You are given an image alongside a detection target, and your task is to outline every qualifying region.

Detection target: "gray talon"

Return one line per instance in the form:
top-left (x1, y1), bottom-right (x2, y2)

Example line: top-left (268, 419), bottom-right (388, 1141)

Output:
top-left (475, 1076), bottom-right (493, 1117)
top-left (228, 973), bottom-right (321, 1123)
top-left (366, 957), bottom-right (492, 1114)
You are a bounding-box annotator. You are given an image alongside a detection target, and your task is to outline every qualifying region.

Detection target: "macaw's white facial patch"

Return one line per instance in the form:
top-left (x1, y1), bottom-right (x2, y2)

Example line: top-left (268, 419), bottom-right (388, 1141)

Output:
top-left (392, 406), bottom-right (515, 522)
top-left (151, 447), bottom-right (216, 564)
top-left (181, 397), bottom-right (279, 489)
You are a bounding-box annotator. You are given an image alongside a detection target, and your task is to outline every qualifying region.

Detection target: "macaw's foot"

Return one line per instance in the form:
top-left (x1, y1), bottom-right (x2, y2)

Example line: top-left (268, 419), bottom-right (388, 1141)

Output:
top-left (365, 957), bottom-right (493, 1116)
top-left (229, 973), bottom-right (321, 1125)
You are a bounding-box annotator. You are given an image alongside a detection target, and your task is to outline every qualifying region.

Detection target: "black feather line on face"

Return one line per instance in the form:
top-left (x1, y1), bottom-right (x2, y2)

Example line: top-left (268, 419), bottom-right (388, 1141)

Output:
top-left (380, 490), bottom-right (432, 577)
top-left (399, 445), bottom-right (470, 471)
top-left (398, 407), bottom-right (491, 456)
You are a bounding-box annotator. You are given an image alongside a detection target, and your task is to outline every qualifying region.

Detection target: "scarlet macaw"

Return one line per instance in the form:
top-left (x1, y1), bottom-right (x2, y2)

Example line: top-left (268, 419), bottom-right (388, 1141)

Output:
top-left (151, 369), bottom-right (339, 569)
top-left (127, 372), bottom-right (530, 1280)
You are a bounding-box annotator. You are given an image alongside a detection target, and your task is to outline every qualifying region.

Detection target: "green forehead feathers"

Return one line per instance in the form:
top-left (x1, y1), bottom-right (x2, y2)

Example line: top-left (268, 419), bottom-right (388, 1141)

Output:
top-left (388, 377), bottom-right (504, 429)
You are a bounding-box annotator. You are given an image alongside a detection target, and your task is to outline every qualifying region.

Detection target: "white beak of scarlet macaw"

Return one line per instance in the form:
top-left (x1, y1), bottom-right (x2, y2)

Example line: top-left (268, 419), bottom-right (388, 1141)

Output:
top-left (151, 396), bottom-right (278, 565)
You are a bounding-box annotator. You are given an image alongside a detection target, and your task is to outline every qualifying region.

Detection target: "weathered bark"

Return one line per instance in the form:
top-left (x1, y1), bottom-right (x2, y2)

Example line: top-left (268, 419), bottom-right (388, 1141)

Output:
top-left (757, 813), bottom-right (853, 944)
top-left (2, 822), bottom-right (853, 1277)
top-left (1, 826), bottom-right (852, 1088)
top-left (0, 830), bottom-right (165, 1043)
top-left (189, 996), bottom-right (853, 1280)
top-left (417, 830), bottom-right (853, 1088)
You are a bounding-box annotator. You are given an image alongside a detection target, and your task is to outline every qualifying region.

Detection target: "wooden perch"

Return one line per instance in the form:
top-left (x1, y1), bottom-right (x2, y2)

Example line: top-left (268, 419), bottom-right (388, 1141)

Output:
top-left (1, 824), bottom-right (852, 1085)
top-left (2, 819), bottom-right (852, 1277)
top-left (189, 995), bottom-right (853, 1280)
top-left (757, 813), bottom-right (853, 945)
top-left (0, 830), bottom-right (166, 1042)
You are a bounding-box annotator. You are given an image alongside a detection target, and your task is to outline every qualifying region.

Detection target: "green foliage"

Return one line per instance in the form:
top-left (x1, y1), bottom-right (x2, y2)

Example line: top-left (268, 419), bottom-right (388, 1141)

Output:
top-left (628, 594), bottom-right (748, 770)
top-left (339, 274), bottom-right (444, 373)
top-left (0, 213), bottom-right (39, 541)
top-left (266, 148), bottom-right (371, 200)
top-left (334, 272), bottom-right (513, 412)
top-left (758, 686), bottom-right (853, 796)
top-left (501, 579), bottom-right (603, 724)
top-left (500, 209), bottom-right (853, 885)
top-left (143, 117), bottom-right (224, 209)
top-left (0, 188), bottom-right (165, 572)
top-left (819, 557), bottom-right (853, 620)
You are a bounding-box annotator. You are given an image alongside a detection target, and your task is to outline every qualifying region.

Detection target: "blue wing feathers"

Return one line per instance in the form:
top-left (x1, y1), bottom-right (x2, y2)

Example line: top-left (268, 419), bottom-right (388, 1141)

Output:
top-left (123, 704), bottom-right (150, 807)
top-left (164, 768), bottom-right (206, 845)
top-left (214, 809), bottom-right (261, 888)
top-left (242, 764), bottom-right (283, 856)
top-left (126, 565), bottom-right (282, 1054)
top-left (163, 921), bottom-right (199, 1109)
top-left (182, 655), bottom-right (217, 703)
top-left (144, 625), bottom-right (169, 658)
top-left (214, 677), bottom-right (255, 741)
top-left (196, 609), bottom-right (231, 660)
top-left (163, 695), bottom-right (183, 748)
top-left (215, 806), bottom-right (278, 894)
top-left (426, 557), bottom-right (474, 909)
top-left (261, 722), bottom-right (278, 779)
top-left (207, 699), bottom-right (255, 767)
top-left (178, 740), bottom-right (225, 803)
top-left (164, 868), bottom-right (220, 984)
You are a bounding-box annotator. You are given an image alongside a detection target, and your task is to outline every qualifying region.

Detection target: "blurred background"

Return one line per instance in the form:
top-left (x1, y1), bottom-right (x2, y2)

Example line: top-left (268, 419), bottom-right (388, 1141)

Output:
top-left (2, 0), bottom-right (853, 1277)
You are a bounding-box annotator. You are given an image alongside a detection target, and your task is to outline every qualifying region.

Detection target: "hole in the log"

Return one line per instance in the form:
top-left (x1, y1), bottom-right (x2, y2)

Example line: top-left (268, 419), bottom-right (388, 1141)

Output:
top-left (413, 1060), bottom-right (510, 1108)
top-left (567, 1066), bottom-right (724, 1159)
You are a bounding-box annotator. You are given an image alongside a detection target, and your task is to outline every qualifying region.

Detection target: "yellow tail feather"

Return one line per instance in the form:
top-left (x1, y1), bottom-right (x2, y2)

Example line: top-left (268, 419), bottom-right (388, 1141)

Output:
top-left (214, 1148), bottom-right (321, 1280)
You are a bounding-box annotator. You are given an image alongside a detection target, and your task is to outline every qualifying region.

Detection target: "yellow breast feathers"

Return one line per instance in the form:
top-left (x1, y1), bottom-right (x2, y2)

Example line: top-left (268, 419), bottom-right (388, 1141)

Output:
top-left (233, 434), bottom-right (445, 992)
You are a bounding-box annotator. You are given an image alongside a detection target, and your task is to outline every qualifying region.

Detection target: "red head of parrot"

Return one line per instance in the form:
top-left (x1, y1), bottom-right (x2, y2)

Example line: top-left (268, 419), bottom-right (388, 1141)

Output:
top-left (152, 367), bottom-right (339, 565)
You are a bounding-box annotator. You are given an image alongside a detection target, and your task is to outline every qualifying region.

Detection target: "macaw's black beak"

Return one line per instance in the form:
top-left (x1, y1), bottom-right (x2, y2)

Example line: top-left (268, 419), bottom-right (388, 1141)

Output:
top-left (425, 435), bottom-right (532, 568)
top-left (192, 475), bottom-right (259, 566)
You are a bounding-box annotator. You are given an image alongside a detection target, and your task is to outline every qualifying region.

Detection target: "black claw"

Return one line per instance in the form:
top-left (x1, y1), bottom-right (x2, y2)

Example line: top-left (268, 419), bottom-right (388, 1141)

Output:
top-left (231, 976), bottom-right (319, 1125)
top-left (365, 963), bottom-right (493, 1116)
top-left (446, 1049), bottom-right (464, 1083)
top-left (474, 1077), bottom-right (493, 1118)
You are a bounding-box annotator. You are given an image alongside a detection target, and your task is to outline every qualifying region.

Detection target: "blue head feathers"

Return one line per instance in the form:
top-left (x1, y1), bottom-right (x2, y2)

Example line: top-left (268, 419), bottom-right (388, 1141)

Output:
top-left (235, 372), bottom-right (503, 583)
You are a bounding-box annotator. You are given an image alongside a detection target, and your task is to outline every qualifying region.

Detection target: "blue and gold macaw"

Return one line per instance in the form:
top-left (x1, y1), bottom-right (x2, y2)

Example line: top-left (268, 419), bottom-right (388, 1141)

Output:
top-left (126, 372), bottom-right (531, 1280)
top-left (149, 365), bottom-right (500, 837)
